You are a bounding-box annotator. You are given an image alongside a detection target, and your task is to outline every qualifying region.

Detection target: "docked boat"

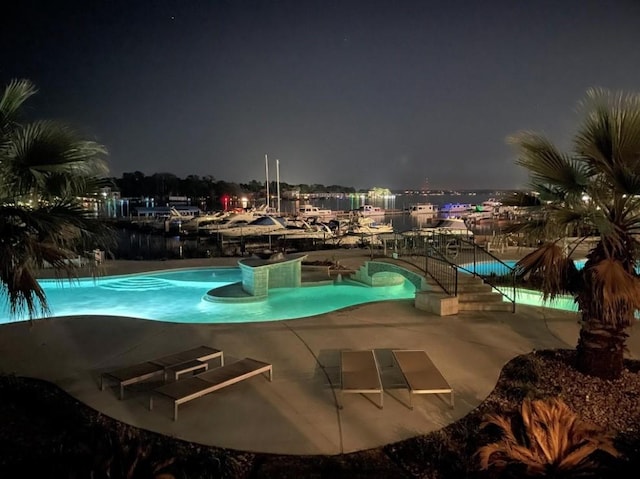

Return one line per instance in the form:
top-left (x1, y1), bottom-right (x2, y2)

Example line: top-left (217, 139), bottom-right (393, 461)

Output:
top-left (297, 204), bottom-right (335, 220)
top-left (408, 203), bottom-right (438, 215)
top-left (218, 215), bottom-right (288, 238)
top-left (347, 216), bottom-right (394, 235)
top-left (179, 211), bottom-right (230, 235)
top-left (438, 203), bottom-right (473, 217)
top-left (357, 204), bottom-right (385, 216)
top-left (403, 218), bottom-right (473, 238)
top-left (268, 218), bottom-right (335, 240)
top-left (197, 207), bottom-right (269, 235)
top-left (465, 199), bottom-right (503, 222)
top-left (142, 206), bottom-right (200, 233)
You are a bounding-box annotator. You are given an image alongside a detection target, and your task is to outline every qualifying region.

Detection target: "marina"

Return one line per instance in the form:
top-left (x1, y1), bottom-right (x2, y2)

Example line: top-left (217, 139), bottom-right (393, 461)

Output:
top-left (107, 193), bottom-right (523, 261)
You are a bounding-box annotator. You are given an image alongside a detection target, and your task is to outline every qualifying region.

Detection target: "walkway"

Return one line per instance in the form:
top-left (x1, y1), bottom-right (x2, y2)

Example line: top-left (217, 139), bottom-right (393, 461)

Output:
top-left (1, 251), bottom-right (638, 455)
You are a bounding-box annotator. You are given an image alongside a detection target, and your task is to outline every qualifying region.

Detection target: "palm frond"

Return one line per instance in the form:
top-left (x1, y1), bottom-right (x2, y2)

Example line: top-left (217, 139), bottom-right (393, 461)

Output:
top-left (0, 202), bottom-right (114, 318)
top-left (515, 243), bottom-right (580, 299)
top-left (576, 89), bottom-right (640, 178)
top-left (0, 79), bottom-right (38, 133)
top-left (507, 131), bottom-right (589, 196)
top-left (580, 258), bottom-right (640, 328)
top-left (2, 120), bottom-right (108, 198)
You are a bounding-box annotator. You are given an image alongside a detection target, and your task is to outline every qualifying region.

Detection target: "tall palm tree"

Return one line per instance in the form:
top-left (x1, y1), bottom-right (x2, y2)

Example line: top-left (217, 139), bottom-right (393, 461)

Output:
top-left (0, 79), bottom-right (113, 320)
top-left (509, 88), bottom-right (640, 380)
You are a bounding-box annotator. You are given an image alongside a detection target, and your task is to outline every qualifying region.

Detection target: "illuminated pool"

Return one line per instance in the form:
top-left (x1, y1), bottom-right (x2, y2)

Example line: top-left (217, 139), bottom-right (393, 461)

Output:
top-left (461, 259), bottom-right (639, 313)
top-left (0, 267), bottom-right (416, 324)
top-left (460, 259), bottom-right (587, 276)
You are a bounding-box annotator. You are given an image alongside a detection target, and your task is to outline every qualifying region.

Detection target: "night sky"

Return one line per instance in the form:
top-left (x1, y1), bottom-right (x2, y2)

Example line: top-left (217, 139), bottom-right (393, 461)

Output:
top-left (3, 0), bottom-right (639, 190)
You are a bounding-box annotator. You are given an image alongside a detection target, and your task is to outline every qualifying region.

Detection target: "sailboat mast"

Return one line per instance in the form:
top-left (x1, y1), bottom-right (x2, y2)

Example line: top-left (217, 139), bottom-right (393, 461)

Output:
top-left (276, 159), bottom-right (281, 214)
top-left (265, 154), bottom-right (270, 209)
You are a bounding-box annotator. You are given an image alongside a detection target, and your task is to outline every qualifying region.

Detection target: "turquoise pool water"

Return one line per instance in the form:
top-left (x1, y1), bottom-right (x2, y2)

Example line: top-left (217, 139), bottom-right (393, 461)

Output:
top-left (460, 259), bottom-right (587, 277)
top-left (461, 259), bottom-right (640, 313)
top-left (0, 267), bottom-right (416, 324)
top-left (456, 260), bottom-right (581, 312)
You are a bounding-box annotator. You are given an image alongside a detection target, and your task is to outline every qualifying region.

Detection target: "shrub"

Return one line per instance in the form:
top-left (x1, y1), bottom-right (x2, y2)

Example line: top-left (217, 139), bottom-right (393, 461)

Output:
top-left (476, 397), bottom-right (618, 478)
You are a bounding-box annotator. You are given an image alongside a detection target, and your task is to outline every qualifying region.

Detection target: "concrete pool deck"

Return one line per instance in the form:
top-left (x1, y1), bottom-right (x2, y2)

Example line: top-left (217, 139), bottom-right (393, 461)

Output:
top-left (1, 249), bottom-right (639, 455)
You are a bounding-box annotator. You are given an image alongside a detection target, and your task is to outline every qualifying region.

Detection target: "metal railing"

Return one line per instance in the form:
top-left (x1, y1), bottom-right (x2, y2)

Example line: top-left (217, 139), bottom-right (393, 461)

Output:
top-left (425, 242), bottom-right (459, 296)
top-left (388, 232), bottom-right (517, 310)
top-left (452, 236), bottom-right (517, 312)
top-left (389, 234), bottom-right (458, 296)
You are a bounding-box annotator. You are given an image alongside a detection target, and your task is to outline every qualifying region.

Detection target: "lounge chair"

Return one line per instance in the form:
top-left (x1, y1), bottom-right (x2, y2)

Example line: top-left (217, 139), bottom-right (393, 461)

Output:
top-left (149, 357), bottom-right (272, 420)
top-left (100, 345), bottom-right (224, 399)
top-left (339, 350), bottom-right (383, 409)
top-left (392, 349), bottom-right (454, 409)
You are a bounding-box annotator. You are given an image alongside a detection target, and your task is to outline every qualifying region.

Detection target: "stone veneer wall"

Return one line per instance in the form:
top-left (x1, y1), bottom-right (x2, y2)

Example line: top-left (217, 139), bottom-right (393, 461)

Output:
top-left (363, 261), bottom-right (429, 291)
top-left (238, 255), bottom-right (306, 297)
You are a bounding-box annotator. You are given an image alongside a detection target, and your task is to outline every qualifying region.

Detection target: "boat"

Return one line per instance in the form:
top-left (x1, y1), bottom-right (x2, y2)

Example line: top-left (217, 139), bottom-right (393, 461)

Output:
top-left (347, 216), bottom-right (394, 235)
top-left (268, 218), bottom-right (335, 240)
top-left (465, 199), bottom-right (503, 222)
top-left (438, 203), bottom-right (473, 217)
top-left (403, 218), bottom-right (473, 238)
top-left (297, 204), bottom-right (335, 220)
top-left (179, 211), bottom-right (230, 235)
top-left (408, 203), bottom-right (438, 215)
top-left (357, 204), bottom-right (385, 216)
top-left (218, 215), bottom-right (288, 238)
top-left (143, 206), bottom-right (201, 233)
top-left (197, 210), bottom-right (263, 235)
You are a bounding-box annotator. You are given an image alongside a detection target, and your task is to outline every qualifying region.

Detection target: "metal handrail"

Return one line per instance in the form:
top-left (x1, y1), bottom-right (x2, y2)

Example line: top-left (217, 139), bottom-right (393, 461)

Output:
top-left (454, 237), bottom-right (517, 312)
top-left (387, 232), bottom-right (516, 308)
top-left (425, 241), bottom-right (458, 296)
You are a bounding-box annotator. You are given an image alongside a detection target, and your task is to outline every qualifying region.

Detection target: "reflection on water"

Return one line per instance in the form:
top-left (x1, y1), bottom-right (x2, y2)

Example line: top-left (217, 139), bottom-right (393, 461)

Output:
top-left (114, 230), bottom-right (214, 260)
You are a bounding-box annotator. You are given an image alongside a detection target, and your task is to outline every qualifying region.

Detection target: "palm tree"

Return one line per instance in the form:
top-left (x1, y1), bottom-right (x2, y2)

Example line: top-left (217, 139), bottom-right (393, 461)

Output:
top-left (508, 88), bottom-right (640, 380)
top-left (0, 79), bottom-right (113, 320)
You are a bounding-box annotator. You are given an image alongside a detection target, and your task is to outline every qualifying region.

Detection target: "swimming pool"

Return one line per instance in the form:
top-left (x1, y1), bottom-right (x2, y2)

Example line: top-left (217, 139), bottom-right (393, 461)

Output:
top-left (460, 259), bottom-right (587, 277)
top-left (460, 259), bottom-right (640, 313)
top-left (0, 267), bottom-right (417, 324)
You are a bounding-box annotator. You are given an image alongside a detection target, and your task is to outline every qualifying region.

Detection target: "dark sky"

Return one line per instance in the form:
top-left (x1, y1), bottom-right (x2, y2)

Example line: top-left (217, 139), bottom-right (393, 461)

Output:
top-left (3, 0), bottom-right (640, 190)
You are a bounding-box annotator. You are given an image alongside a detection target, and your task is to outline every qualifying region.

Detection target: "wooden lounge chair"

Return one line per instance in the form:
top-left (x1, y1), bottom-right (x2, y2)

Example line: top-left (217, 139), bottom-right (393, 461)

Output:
top-left (339, 350), bottom-right (383, 409)
top-left (392, 349), bottom-right (454, 409)
top-left (100, 345), bottom-right (224, 399)
top-left (149, 357), bottom-right (272, 420)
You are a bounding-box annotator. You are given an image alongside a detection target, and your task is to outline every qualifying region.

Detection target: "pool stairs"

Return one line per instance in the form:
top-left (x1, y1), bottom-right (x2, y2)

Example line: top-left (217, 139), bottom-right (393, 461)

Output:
top-left (453, 274), bottom-right (512, 312)
top-left (351, 260), bottom-right (512, 315)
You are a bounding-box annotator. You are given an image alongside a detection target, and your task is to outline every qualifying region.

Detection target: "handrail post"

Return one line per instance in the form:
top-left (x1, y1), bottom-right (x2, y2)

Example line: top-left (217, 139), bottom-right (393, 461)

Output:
top-left (424, 237), bottom-right (427, 272)
top-left (512, 269), bottom-right (516, 313)
top-left (454, 265), bottom-right (458, 296)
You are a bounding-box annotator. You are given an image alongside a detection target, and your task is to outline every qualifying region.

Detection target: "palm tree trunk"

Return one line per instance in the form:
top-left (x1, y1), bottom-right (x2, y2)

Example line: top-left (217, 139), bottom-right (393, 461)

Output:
top-left (576, 324), bottom-right (625, 380)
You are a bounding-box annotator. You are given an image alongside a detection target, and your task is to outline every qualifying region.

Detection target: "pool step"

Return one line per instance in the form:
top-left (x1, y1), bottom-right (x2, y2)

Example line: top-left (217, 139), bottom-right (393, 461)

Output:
top-left (99, 277), bottom-right (174, 291)
top-left (457, 275), bottom-right (513, 311)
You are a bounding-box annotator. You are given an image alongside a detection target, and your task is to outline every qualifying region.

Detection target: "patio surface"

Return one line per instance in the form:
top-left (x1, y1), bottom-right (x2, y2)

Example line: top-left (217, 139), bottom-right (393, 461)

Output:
top-left (0, 249), bottom-right (638, 455)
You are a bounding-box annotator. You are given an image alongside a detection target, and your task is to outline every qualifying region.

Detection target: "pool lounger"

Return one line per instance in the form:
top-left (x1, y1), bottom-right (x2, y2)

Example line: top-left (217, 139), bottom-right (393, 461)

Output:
top-left (100, 345), bottom-right (224, 399)
top-left (392, 349), bottom-right (454, 409)
top-left (149, 357), bottom-right (273, 420)
top-left (339, 350), bottom-right (383, 409)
